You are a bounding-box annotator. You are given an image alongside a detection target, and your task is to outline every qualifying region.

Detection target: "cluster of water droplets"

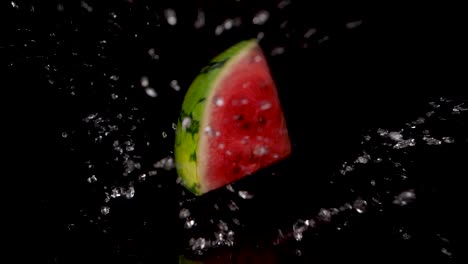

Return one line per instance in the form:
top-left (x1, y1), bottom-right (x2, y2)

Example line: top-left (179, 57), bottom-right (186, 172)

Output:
top-left (271, 97), bottom-right (466, 250)
top-left (176, 184), bottom-right (252, 254)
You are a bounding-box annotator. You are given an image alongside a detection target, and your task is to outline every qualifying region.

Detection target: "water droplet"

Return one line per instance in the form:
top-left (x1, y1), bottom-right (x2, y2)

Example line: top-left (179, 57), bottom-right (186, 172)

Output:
top-left (353, 198), bottom-right (367, 213)
top-left (162, 131), bottom-right (167, 138)
top-left (145, 87), bottom-right (157, 97)
top-left (204, 126), bottom-right (213, 136)
top-left (86, 113), bottom-right (97, 121)
top-left (172, 123), bottom-right (177, 130)
top-left (215, 25), bottom-right (224, 35)
top-left (339, 203), bottom-right (353, 211)
top-left (356, 156), bottom-right (369, 164)
top-left (254, 55), bottom-right (262, 62)
top-left (401, 231), bottom-right (411, 240)
top-left (442, 137), bottom-right (454, 143)
top-left (423, 136), bottom-right (442, 145)
top-left (180, 117), bottom-right (192, 131)
top-left (215, 97), bottom-right (224, 106)
top-left (270, 47), bottom-right (285, 56)
top-left (148, 170), bottom-right (157, 176)
top-left (293, 219), bottom-right (309, 235)
top-left (224, 19), bottom-right (233, 30)
top-left (170, 80), bottom-right (180, 91)
top-left (412, 117), bottom-right (426, 125)
top-left (179, 208), bottom-right (191, 219)
top-left (377, 128), bottom-right (389, 137)
top-left (441, 248), bottom-right (452, 257)
top-left (57, 3), bottom-right (64, 11)
top-left (260, 101), bottom-right (272, 110)
top-left (252, 10), bottom-right (269, 25)
top-left (426, 110), bottom-right (435, 117)
top-left (164, 9), bottom-right (177, 26)
top-left (228, 201), bottom-right (239, 211)
top-left (257, 32), bottom-right (265, 40)
top-left (393, 189), bottom-right (416, 206)
top-left (81, 1), bottom-right (93, 12)
top-left (218, 220), bottom-right (229, 231)
top-left (318, 35), bottom-right (330, 44)
top-left (253, 145), bottom-right (268, 156)
top-left (293, 231), bottom-right (303, 241)
top-left (226, 184), bottom-right (235, 192)
top-left (238, 190), bottom-right (254, 199)
top-left (342, 165), bottom-right (354, 174)
top-left (185, 219), bottom-right (195, 229)
top-left (304, 28), bottom-right (317, 38)
top-left (101, 206), bottom-right (110, 215)
top-left (111, 93), bottom-right (118, 100)
top-left (190, 237), bottom-right (206, 250)
top-left (317, 208), bottom-right (331, 222)
top-left (153, 157), bottom-right (174, 170)
top-left (138, 174), bottom-right (146, 182)
top-left (148, 48), bottom-right (159, 60)
top-left (122, 186), bottom-right (134, 199)
top-left (140, 76), bottom-right (149, 87)
top-left (277, 0), bottom-right (291, 9)
top-left (87, 175), bottom-right (97, 183)
top-left (394, 138), bottom-right (416, 149)
top-left (194, 9), bottom-right (205, 28)
top-left (452, 104), bottom-right (467, 113)
top-left (61, 132), bottom-right (68, 138)
top-left (110, 188), bottom-right (121, 198)
top-left (346, 20), bottom-right (363, 29)
top-left (389, 131), bottom-right (403, 141)
top-left (218, 143), bottom-right (225, 149)
top-left (11, 1), bottom-right (18, 8)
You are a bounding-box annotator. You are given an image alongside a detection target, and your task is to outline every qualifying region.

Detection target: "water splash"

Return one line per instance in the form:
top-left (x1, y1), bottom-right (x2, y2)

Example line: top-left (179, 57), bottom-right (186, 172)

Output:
top-left (270, 97), bottom-right (466, 248)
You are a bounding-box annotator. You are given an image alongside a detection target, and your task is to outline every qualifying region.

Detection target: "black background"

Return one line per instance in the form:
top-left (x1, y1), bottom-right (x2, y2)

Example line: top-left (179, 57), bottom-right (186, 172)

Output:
top-left (6, 0), bottom-right (467, 263)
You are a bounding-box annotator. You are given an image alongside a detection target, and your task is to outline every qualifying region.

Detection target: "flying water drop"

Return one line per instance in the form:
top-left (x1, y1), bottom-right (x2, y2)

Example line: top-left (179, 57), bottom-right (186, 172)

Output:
top-left (252, 10), bottom-right (269, 25)
top-left (179, 208), bottom-right (191, 219)
top-left (194, 9), bottom-right (205, 29)
top-left (170, 80), bottom-right (180, 91)
top-left (165, 9), bottom-right (177, 26)
top-left (346, 20), bottom-right (363, 29)
top-left (238, 190), bottom-right (254, 199)
top-left (393, 190), bottom-right (416, 206)
top-left (353, 198), bottom-right (367, 213)
top-left (185, 219), bottom-right (196, 229)
top-left (101, 206), bottom-right (110, 215)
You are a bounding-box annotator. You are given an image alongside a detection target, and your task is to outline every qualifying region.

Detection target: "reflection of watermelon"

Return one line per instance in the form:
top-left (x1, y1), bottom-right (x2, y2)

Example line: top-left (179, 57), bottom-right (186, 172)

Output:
top-left (175, 40), bottom-right (291, 195)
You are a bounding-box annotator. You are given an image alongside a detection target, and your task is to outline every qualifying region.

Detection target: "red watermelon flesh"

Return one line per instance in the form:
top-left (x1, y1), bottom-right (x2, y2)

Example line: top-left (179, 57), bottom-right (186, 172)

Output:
top-left (199, 44), bottom-right (291, 193)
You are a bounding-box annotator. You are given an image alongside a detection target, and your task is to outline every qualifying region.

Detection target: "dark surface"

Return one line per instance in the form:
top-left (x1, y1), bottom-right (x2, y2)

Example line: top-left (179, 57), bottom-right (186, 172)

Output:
top-left (7, 0), bottom-right (466, 263)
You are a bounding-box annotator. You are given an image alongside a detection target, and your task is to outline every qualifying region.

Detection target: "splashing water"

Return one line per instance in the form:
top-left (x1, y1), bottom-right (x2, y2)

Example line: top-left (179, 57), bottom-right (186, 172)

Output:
top-left (16, 1), bottom-right (465, 261)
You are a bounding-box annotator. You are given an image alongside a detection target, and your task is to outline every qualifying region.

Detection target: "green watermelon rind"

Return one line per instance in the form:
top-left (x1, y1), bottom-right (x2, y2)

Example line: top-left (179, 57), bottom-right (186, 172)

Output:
top-left (175, 39), bottom-right (258, 195)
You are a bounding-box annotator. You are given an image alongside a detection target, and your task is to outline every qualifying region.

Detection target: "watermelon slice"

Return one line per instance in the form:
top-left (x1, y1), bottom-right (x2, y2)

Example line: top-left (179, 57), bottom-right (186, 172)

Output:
top-left (175, 39), bottom-right (291, 195)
